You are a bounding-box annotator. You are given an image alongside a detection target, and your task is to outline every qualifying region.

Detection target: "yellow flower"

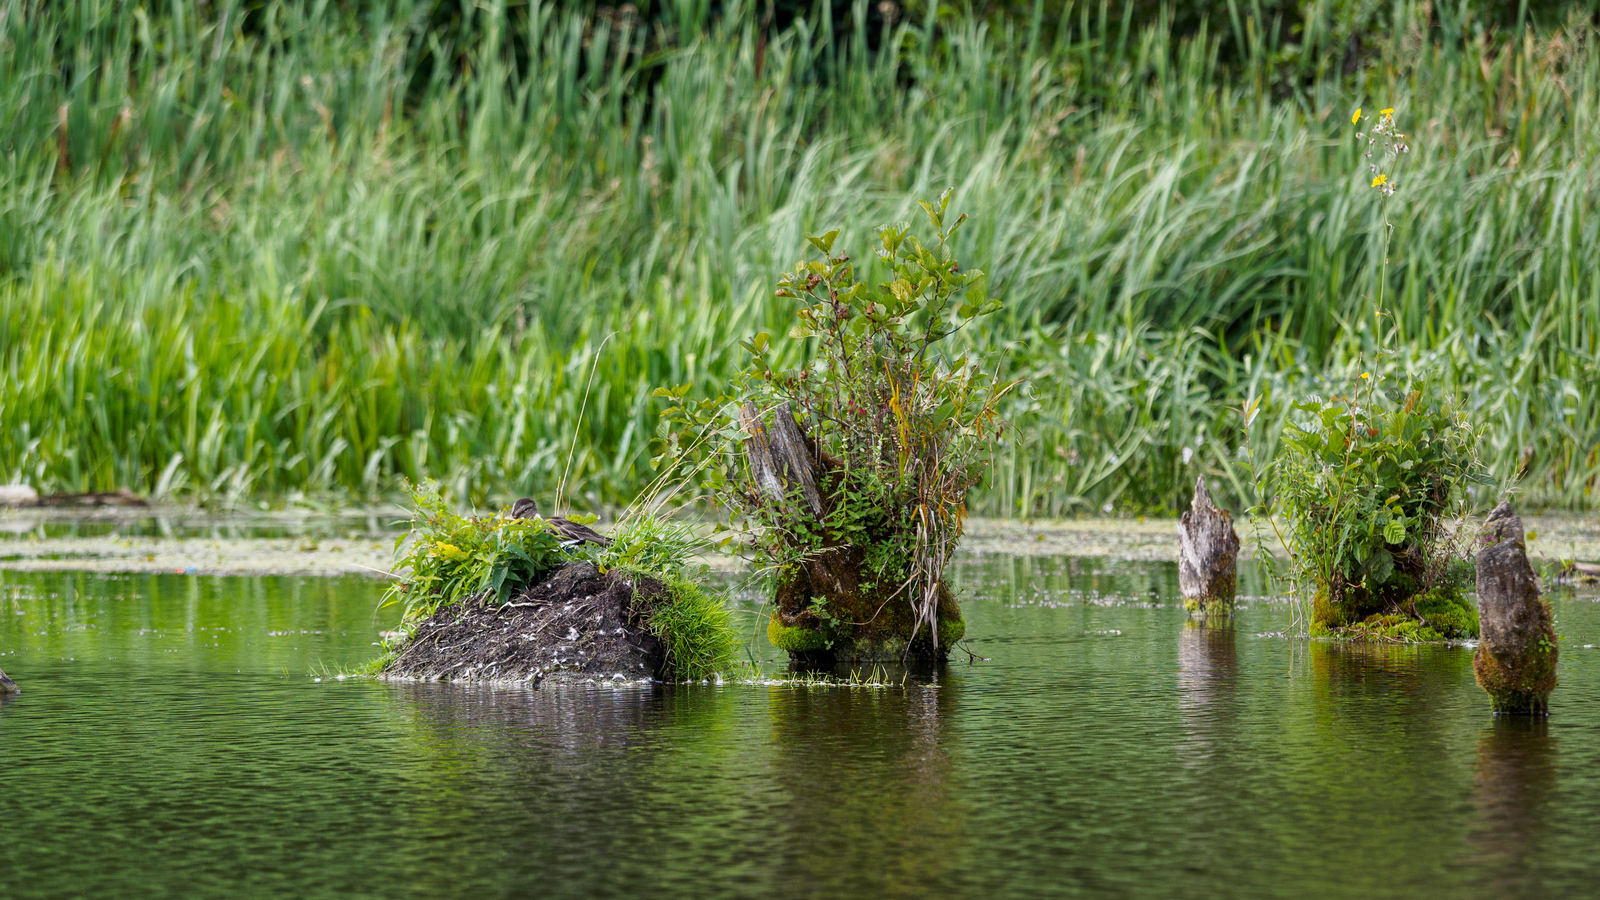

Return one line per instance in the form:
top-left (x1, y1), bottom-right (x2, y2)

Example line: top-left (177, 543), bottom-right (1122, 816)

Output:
top-left (1372, 174), bottom-right (1387, 187)
top-left (1352, 108), bottom-right (1362, 123)
top-left (1361, 372), bottom-right (1371, 380)
top-left (1380, 108), bottom-right (1394, 116)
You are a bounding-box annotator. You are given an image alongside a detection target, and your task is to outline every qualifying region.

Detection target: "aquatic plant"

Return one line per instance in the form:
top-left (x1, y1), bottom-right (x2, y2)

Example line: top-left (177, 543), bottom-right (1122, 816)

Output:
top-left (384, 480), bottom-right (571, 621)
top-left (658, 195), bottom-right (1012, 654)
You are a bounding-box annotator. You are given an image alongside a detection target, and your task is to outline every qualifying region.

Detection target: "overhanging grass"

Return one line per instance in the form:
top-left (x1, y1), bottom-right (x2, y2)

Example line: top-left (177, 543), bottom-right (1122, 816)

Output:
top-left (0, 0), bottom-right (1596, 513)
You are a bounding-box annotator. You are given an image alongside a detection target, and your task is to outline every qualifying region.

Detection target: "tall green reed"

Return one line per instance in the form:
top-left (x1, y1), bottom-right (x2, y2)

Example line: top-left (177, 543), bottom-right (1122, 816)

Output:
top-left (1, 0), bottom-right (1595, 514)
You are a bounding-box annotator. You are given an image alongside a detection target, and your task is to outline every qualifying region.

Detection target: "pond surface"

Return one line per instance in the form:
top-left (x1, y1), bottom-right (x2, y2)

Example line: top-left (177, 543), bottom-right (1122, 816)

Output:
top-left (4, 556), bottom-right (1600, 899)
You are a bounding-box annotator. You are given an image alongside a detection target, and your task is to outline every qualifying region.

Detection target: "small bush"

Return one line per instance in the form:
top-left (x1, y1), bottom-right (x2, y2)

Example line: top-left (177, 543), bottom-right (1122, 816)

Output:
top-left (657, 192), bottom-right (1013, 645)
top-left (1270, 378), bottom-right (1483, 626)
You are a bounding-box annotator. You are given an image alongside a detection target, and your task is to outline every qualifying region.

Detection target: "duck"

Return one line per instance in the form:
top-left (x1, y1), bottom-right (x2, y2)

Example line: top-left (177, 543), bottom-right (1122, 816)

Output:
top-left (509, 498), bottom-right (612, 547)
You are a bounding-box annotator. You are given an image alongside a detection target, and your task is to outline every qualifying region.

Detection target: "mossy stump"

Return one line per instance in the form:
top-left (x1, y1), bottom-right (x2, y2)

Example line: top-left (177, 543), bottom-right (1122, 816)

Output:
top-left (766, 561), bottom-right (966, 664)
top-left (1474, 502), bottom-right (1557, 715)
top-left (742, 400), bottom-right (967, 665)
top-left (1177, 477), bottom-right (1239, 617)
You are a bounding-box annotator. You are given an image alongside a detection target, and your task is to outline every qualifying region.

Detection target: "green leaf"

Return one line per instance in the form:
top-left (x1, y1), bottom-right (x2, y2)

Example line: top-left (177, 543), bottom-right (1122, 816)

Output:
top-left (1383, 518), bottom-right (1406, 545)
top-left (805, 230), bottom-right (840, 254)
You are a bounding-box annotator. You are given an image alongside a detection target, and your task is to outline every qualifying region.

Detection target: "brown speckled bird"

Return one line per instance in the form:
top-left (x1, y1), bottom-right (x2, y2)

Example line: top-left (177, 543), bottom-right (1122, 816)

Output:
top-left (510, 498), bottom-right (611, 546)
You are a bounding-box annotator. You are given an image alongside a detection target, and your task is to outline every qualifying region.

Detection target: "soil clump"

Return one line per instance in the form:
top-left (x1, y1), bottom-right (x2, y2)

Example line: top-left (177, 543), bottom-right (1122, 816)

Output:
top-left (383, 561), bottom-right (669, 685)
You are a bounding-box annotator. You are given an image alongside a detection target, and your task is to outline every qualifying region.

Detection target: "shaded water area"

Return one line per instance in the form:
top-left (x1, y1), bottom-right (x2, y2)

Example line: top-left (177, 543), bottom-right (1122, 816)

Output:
top-left (4, 556), bottom-right (1600, 898)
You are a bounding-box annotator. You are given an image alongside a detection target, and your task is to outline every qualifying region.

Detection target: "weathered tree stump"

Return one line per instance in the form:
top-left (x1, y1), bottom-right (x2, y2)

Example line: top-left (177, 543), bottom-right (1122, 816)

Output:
top-left (1474, 502), bottom-right (1557, 715)
top-left (0, 667), bottom-right (18, 695)
top-left (1178, 477), bottom-right (1240, 617)
top-left (742, 401), bottom-right (964, 663)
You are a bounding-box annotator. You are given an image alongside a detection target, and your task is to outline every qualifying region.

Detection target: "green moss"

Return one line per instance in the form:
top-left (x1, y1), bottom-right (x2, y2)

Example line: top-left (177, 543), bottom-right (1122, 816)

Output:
top-left (768, 613), bottom-right (966, 659)
top-left (938, 614), bottom-right (966, 646)
top-left (1313, 580), bottom-right (1478, 644)
top-left (767, 616), bottom-right (832, 652)
top-left (1184, 594), bottom-right (1234, 617)
top-left (1413, 586), bottom-right (1478, 639)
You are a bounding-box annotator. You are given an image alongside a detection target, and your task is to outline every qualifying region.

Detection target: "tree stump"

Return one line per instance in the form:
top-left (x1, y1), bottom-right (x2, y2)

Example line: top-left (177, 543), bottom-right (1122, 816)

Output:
top-left (1178, 477), bottom-right (1239, 617)
top-left (1474, 502), bottom-right (1557, 715)
top-left (742, 401), bottom-right (964, 663)
top-left (0, 667), bottom-right (18, 695)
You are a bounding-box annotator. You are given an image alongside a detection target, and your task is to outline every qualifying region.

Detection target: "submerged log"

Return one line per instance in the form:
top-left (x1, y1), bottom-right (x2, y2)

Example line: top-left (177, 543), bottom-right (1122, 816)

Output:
top-left (0, 667), bottom-right (17, 695)
top-left (1474, 502), bottom-right (1558, 715)
top-left (1177, 477), bottom-right (1240, 617)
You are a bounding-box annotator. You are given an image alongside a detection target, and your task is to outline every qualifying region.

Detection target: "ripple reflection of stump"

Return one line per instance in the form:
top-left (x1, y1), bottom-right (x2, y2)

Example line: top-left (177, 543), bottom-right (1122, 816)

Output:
top-left (1465, 717), bottom-right (1555, 891)
top-left (765, 681), bottom-right (961, 894)
top-left (1177, 619), bottom-right (1238, 766)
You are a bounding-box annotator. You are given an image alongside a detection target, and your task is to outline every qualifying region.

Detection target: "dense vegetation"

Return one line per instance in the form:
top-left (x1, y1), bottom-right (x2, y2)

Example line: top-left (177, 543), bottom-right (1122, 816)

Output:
top-left (1, 0), bottom-right (1596, 515)
top-left (661, 198), bottom-right (1010, 653)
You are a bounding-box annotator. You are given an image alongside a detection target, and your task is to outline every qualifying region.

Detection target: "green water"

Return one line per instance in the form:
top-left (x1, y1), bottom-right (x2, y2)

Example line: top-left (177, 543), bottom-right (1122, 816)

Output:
top-left (3, 558), bottom-right (1600, 899)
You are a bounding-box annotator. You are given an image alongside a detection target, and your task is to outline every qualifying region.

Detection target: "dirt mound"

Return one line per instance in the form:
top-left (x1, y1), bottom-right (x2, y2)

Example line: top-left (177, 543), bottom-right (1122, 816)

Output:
top-left (383, 561), bottom-right (668, 684)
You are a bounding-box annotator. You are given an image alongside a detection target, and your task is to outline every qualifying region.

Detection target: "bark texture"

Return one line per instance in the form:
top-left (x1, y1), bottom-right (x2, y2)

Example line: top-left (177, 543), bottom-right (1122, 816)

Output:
top-left (742, 401), bottom-right (962, 662)
top-left (1178, 477), bottom-right (1240, 617)
top-left (1474, 502), bottom-right (1558, 715)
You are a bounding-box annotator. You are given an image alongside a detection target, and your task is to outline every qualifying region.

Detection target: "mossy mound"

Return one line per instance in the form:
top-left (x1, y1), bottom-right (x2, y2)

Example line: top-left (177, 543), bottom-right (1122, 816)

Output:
top-left (1311, 585), bottom-right (1478, 643)
top-left (384, 561), bottom-right (734, 684)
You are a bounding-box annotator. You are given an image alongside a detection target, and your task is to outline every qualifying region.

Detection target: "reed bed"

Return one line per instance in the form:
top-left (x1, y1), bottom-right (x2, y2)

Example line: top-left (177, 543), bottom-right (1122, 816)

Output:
top-left (1, 0), bottom-right (1596, 514)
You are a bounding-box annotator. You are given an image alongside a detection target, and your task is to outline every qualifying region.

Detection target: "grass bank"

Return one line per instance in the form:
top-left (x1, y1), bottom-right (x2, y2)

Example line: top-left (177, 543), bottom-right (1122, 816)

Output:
top-left (1, 0), bottom-right (1596, 514)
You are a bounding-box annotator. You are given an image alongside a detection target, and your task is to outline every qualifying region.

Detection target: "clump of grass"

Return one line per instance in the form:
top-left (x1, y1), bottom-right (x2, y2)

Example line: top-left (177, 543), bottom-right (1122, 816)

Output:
top-left (638, 574), bottom-right (740, 682)
top-left (599, 508), bottom-right (742, 681)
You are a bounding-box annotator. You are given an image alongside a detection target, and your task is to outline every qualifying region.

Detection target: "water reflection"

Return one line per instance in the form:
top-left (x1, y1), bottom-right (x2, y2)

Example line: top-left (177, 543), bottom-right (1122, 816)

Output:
top-left (5, 561), bottom-right (1600, 899)
top-left (763, 682), bottom-right (962, 894)
top-left (1465, 717), bottom-right (1556, 895)
top-left (1176, 619), bottom-right (1237, 767)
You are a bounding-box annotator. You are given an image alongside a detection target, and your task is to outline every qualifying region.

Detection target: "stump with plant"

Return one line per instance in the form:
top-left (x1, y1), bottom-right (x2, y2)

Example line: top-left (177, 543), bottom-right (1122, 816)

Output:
top-left (1253, 377), bottom-right (1484, 641)
top-left (1245, 106), bottom-right (1485, 642)
top-left (657, 192), bottom-right (1014, 663)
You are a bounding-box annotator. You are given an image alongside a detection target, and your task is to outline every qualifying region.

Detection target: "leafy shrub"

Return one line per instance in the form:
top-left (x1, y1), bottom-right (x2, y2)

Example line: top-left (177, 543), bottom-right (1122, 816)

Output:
top-left (657, 191), bottom-right (1014, 642)
top-left (384, 480), bottom-right (569, 621)
top-left (1267, 376), bottom-right (1485, 635)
